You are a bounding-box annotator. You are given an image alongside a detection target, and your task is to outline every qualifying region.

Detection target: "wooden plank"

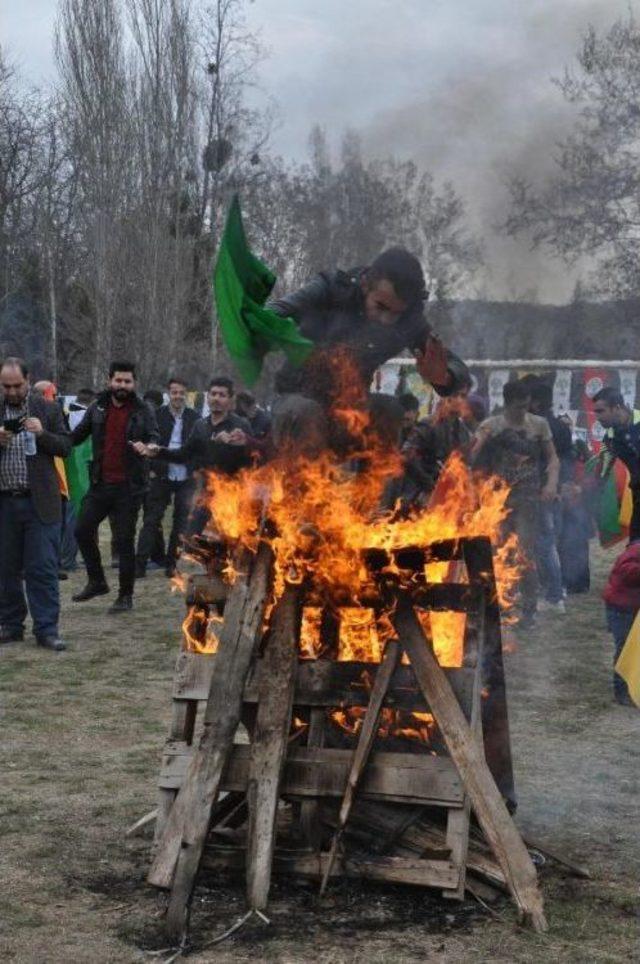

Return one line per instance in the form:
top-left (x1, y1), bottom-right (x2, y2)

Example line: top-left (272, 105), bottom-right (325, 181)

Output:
top-left (148, 544), bottom-right (272, 941)
top-left (185, 573), bottom-right (228, 605)
top-left (160, 743), bottom-right (464, 806)
top-left (155, 696), bottom-right (198, 842)
top-left (320, 639), bottom-right (401, 894)
top-left (170, 655), bottom-right (475, 713)
top-left (462, 537), bottom-right (515, 807)
top-left (299, 708), bottom-right (326, 848)
top-left (172, 650), bottom-right (215, 700)
top-left (409, 584), bottom-right (482, 613)
top-left (392, 596), bottom-right (547, 932)
top-left (246, 585), bottom-right (301, 911)
top-left (201, 849), bottom-right (460, 889)
top-left (443, 592), bottom-right (485, 900)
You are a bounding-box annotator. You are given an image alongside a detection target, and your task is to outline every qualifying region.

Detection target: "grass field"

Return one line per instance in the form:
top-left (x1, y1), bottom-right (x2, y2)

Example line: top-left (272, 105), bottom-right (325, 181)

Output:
top-left (0, 539), bottom-right (638, 962)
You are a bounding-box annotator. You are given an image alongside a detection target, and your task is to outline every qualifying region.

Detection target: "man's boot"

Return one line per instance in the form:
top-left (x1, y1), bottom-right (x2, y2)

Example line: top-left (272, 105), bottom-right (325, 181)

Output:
top-left (36, 635), bottom-right (67, 652)
top-left (108, 594), bottom-right (133, 614)
top-left (0, 626), bottom-right (24, 644)
top-left (72, 581), bottom-right (110, 602)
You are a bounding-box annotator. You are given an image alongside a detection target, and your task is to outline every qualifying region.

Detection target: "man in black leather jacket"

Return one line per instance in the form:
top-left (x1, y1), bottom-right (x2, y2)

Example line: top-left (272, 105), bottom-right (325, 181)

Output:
top-left (268, 247), bottom-right (470, 454)
top-left (71, 361), bottom-right (159, 613)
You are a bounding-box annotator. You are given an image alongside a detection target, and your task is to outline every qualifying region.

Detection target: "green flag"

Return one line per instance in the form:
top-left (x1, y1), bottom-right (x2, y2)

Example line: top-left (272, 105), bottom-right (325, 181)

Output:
top-left (213, 194), bottom-right (314, 386)
top-left (65, 438), bottom-right (92, 510)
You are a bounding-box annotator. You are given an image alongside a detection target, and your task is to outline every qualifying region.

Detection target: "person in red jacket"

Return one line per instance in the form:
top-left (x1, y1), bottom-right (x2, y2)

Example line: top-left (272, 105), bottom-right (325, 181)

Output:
top-left (603, 540), bottom-right (640, 705)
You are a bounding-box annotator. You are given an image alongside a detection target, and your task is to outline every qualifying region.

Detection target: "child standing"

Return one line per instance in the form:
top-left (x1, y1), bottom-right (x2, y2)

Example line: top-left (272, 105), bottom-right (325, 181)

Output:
top-left (603, 539), bottom-right (640, 706)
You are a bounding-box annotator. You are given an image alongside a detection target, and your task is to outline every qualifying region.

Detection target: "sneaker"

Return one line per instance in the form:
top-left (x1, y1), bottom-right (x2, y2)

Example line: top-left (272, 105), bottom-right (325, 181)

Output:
top-left (108, 594), bottom-right (133, 614)
top-left (135, 561), bottom-right (147, 579)
top-left (538, 599), bottom-right (566, 614)
top-left (72, 581), bottom-right (110, 602)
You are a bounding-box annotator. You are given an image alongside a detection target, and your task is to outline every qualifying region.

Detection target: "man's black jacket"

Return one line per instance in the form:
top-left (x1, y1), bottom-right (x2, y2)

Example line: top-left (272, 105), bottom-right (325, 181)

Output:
top-left (0, 392), bottom-right (71, 524)
top-left (71, 391), bottom-right (159, 493)
top-left (156, 413), bottom-right (253, 475)
top-left (270, 268), bottom-right (469, 400)
top-left (605, 419), bottom-right (640, 487)
top-left (150, 404), bottom-right (199, 481)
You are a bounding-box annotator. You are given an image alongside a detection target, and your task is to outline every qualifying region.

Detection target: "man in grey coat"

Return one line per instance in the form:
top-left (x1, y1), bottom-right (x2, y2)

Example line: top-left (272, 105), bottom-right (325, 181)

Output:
top-left (0, 357), bottom-right (71, 651)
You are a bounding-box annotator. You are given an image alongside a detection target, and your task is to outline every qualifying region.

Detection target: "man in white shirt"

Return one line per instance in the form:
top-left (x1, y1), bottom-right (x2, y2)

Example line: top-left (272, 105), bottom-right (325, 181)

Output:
top-left (135, 378), bottom-right (199, 578)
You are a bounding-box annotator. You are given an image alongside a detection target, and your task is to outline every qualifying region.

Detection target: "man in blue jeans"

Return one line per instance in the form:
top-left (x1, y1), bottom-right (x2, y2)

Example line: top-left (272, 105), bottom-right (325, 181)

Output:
top-left (0, 357), bottom-right (71, 651)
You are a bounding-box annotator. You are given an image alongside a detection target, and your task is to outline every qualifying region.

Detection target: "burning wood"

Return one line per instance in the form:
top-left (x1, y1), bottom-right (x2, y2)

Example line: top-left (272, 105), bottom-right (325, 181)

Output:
top-left (148, 382), bottom-right (544, 943)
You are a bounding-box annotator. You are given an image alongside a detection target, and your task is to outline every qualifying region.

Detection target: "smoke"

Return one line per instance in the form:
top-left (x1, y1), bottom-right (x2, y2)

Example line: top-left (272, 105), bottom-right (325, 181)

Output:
top-left (256, 0), bottom-right (625, 301)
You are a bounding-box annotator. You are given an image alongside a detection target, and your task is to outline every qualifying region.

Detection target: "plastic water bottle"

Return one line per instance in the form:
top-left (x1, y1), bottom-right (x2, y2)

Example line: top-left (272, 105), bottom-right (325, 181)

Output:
top-left (24, 431), bottom-right (37, 456)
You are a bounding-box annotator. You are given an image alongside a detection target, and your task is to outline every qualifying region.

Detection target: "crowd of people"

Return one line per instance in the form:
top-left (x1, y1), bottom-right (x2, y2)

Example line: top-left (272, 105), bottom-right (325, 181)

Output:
top-left (0, 246), bottom-right (637, 708)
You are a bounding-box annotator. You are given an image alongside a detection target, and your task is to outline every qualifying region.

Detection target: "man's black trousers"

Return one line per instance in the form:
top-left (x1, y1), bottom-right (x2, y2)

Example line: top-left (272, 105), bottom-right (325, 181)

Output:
top-left (75, 483), bottom-right (142, 595)
top-left (136, 478), bottom-right (194, 570)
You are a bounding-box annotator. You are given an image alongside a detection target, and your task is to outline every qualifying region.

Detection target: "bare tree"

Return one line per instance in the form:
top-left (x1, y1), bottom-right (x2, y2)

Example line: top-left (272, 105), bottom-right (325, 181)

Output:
top-left (56, 0), bottom-right (134, 382)
top-left (504, 13), bottom-right (640, 297)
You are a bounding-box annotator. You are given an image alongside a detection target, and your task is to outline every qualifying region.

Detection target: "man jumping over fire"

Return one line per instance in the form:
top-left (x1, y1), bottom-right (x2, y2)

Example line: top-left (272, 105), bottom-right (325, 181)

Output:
top-left (214, 196), bottom-right (470, 455)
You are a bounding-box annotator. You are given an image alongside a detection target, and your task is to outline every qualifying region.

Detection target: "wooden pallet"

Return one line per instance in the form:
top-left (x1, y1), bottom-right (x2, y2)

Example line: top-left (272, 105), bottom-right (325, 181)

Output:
top-left (149, 537), bottom-right (545, 938)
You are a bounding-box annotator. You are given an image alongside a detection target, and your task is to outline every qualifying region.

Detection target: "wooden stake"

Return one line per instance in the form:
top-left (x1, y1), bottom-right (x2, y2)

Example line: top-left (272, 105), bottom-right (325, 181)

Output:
top-left (319, 638), bottom-right (401, 896)
top-left (392, 595), bottom-right (547, 932)
top-left (148, 544), bottom-right (272, 941)
top-left (246, 583), bottom-right (302, 911)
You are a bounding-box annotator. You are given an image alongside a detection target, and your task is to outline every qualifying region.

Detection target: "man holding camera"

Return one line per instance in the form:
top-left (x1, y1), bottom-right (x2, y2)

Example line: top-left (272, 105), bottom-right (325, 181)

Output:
top-left (0, 357), bottom-right (71, 651)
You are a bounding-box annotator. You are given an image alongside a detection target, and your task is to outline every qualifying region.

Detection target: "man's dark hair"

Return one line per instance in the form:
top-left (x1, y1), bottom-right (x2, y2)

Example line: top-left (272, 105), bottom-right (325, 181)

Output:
top-left (167, 376), bottom-right (187, 389)
top-left (530, 381), bottom-right (553, 411)
top-left (398, 391), bottom-right (420, 413)
top-left (236, 390), bottom-right (255, 407)
top-left (109, 360), bottom-right (136, 378)
top-left (367, 247), bottom-right (427, 306)
top-left (503, 380), bottom-right (531, 406)
top-left (1, 356), bottom-right (29, 378)
top-left (593, 386), bottom-right (625, 408)
top-left (518, 373), bottom-right (540, 391)
top-left (143, 389), bottom-right (164, 407)
top-left (76, 387), bottom-right (95, 405)
top-left (208, 376), bottom-right (234, 395)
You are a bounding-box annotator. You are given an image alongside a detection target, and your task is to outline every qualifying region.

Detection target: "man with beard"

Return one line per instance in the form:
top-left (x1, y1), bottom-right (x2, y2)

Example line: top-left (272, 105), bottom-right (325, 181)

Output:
top-left (269, 247), bottom-right (469, 455)
top-left (71, 362), bottom-right (159, 613)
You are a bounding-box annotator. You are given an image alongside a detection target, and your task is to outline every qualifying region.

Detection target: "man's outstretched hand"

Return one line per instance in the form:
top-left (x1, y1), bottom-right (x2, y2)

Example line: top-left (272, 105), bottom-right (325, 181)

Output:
top-left (416, 335), bottom-right (451, 387)
top-left (130, 441), bottom-right (159, 458)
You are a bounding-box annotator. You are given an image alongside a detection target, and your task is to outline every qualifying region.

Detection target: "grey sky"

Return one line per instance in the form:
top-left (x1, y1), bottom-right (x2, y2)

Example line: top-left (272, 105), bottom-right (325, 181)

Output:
top-left (2, 0), bottom-right (629, 300)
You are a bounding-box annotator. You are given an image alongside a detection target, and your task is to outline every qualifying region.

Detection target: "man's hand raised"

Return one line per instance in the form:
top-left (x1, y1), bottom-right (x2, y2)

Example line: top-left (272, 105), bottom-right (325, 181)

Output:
top-left (416, 335), bottom-right (451, 387)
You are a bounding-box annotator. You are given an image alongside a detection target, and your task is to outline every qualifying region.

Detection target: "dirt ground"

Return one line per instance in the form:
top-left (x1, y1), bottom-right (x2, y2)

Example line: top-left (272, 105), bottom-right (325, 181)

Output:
top-left (0, 539), bottom-right (638, 963)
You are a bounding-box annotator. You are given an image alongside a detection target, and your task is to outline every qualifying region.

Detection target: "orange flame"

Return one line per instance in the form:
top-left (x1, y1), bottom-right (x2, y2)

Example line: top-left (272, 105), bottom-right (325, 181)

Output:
top-left (201, 447), bottom-right (520, 661)
top-left (182, 605), bottom-right (221, 654)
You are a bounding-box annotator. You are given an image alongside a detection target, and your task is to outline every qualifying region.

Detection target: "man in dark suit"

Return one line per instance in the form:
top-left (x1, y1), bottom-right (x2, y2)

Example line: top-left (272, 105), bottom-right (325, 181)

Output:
top-left (135, 377), bottom-right (198, 578)
top-left (71, 361), bottom-right (159, 613)
top-left (0, 357), bottom-right (71, 651)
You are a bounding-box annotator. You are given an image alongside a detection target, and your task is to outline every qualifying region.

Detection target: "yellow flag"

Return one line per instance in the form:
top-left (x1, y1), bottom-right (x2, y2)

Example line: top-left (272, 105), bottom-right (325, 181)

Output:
top-left (615, 610), bottom-right (640, 706)
top-left (619, 474), bottom-right (633, 527)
